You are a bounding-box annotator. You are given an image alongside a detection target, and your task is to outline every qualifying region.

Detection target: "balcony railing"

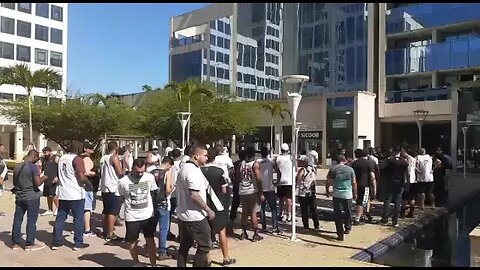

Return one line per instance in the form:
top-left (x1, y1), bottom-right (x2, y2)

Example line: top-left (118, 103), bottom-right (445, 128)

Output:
top-left (385, 87), bottom-right (450, 103)
top-left (386, 3), bottom-right (480, 35)
top-left (171, 34), bottom-right (204, 48)
top-left (386, 37), bottom-right (480, 75)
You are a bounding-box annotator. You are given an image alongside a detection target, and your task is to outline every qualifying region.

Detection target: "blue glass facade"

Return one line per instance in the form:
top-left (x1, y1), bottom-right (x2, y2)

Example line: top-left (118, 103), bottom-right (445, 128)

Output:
top-left (299, 3), bottom-right (367, 94)
top-left (386, 4), bottom-right (480, 35)
top-left (386, 37), bottom-right (480, 75)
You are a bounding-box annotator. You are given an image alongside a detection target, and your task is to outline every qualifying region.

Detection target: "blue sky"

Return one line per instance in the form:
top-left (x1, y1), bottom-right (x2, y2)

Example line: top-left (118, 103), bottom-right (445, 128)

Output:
top-left (67, 3), bottom-right (209, 95)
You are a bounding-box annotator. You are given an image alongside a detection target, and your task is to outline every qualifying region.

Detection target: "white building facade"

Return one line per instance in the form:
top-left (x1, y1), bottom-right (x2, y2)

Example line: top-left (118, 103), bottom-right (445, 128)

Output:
top-left (0, 3), bottom-right (68, 160)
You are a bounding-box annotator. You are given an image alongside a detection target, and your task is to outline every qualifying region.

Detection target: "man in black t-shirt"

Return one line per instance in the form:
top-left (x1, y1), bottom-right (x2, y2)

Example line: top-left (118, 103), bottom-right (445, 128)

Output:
top-left (40, 147), bottom-right (59, 216)
top-left (351, 149), bottom-right (376, 225)
top-left (201, 147), bottom-right (235, 266)
top-left (380, 150), bottom-right (409, 227)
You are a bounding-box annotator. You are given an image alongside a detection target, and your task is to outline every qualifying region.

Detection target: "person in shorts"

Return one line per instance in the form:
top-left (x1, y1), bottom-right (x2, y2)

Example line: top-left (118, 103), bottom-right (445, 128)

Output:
top-left (238, 147), bottom-right (264, 242)
top-left (351, 149), bottom-right (376, 225)
top-left (81, 142), bottom-right (98, 236)
top-left (118, 158), bottom-right (158, 267)
top-left (40, 147), bottom-right (59, 216)
top-left (274, 144), bottom-right (293, 223)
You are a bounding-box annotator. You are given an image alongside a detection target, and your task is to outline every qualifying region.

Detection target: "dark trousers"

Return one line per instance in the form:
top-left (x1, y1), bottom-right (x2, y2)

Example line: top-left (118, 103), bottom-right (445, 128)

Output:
top-left (229, 188), bottom-right (240, 222)
top-left (177, 218), bottom-right (211, 267)
top-left (260, 191), bottom-right (279, 231)
top-left (332, 197), bottom-right (352, 237)
top-left (298, 195), bottom-right (319, 229)
top-left (12, 197), bottom-right (41, 246)
top-left (53, 199), bottom-right (85, 248)
top-left (382, 184), bottom-right (404, 224)
top-left (168, 197), bottom-right (177, 236)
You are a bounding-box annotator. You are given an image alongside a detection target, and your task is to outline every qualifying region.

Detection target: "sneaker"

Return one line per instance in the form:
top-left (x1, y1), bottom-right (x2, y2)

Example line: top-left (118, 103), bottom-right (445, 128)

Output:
top-left (392, 223), bottom-right (400, 228)
top-left (51, 244), bottom-right (62, 250)
top-left (251, 233), bottom-right (263, 242)
top-left (336, 235), bottom-right (344, 241)
top-left (84, 231), bottom-right (95, 237)
top-left (353, 220), bottom-right (365, 226)
top-left (25, 244), bottom-right (46, 251)
top-left (344, 229), bottom-right (351, 235)
top-left (105, 233), bottom-right (123, 242)
top-left (40, 210), bottom-right (54, 216)
top-left (12, 244), bottom-right (21, 251)
top-left (221, 258), bottom-right (237, 266)
top-left (72, 243), bottom-right (90, 251)
top-left (379, 219), bottom-right (388, 225)
top-left (406, 212), bottom-right (414, 218)
top-left (211, 240), bottom-right (220, 249)
top-left (157, 253), bottom-right (170, 261)
top-left (273, 229), bottom-right (284, 236)
top-left (239, 232), bottom-right (248, 240)
top-left (53, 210), bottom-right (58, 216)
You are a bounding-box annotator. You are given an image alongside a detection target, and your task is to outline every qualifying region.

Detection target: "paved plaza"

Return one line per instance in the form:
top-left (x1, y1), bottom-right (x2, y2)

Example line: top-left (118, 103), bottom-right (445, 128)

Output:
top-left (0, 176), bottom-right (427, 267)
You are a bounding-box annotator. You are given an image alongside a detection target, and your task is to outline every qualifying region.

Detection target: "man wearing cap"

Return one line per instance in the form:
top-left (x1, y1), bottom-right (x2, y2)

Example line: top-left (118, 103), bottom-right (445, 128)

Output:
top-left (81, 142), bottom-right (98, 236)
top-left (40, 146), bottom-right (60, 216)
top-left (146, 147), bottom-right (161, 173)
top-left (274, 143), bottom-right (294, 223)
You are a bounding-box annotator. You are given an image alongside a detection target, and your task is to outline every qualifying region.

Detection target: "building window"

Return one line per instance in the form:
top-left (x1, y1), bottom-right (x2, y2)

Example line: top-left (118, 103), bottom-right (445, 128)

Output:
top-left (50, 51), bottom-right (62, 67)
top-left (217, 36), bottom-right (223, 48)
top-left (210, 20), bottom-right (216, 30)
top-left (0, 42), bottom-right (14, 60)
top-left (1, 3), bottom-right (15, 9)
top-left (35, 48), bottom-right (48, 65)
top-left (218, 20), bottom-right (224, 33)
top-left (224, 39), bottom-right (230, 49)
top-left (225, 70), bottom-right (229, 80)
top-left (1, 17), bottom-right (14, 35)
top-left (216, 51), bottom-right (223, 63)
top-left (17, 3), bottom-right (31, 14)
top-left (35, 25), bottom-right (49, 42)
top-left (210, 34), bottom-right (216, 46)
top-left (17, 20), bottom-right (31, 38)
top-left (203, 64), bottom-right (207, 76)
top-left (224, 54), bottom-right (229, 64)
top-left (16, 45), bottom-right (30, 62)
top-left (36, 3), bottom-right (49, 18)
top-left (51, 5), bottom-right (63, 22)
top-left (237, 72), bottom-right (242, 82)
top-left (51, 28), bottom-right (62, 44)
top-left (209, 65), bottom-right (216, 77)
top-left (210, 50), bottom-right (215, 61)
top-left (225, 23), bottom-right (231, 35)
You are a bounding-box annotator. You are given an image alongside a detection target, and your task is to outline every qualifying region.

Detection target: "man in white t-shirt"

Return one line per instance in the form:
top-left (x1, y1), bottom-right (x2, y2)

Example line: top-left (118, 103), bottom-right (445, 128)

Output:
top-left (176, 145), bottom-right (215, 267)
top-left (213, 145), bottom-right (234, 185)
top-left (167, 148), bottom-right (182, 241)
top-left (416, 148), bottom-right (434, 209)
top-left (307, 147), bottom-right (319, 168)
top-left (274, 143), bottom-right (293, 223)
top-left (52, 141), bottom-right (90, 251)
top-left (118, 158), bottom-right (158, 267)
top-left (255, 147), bottom-right (279, 234)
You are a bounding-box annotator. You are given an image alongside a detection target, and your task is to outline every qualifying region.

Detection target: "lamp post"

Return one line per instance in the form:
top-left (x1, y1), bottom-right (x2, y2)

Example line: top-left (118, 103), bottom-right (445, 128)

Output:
top-left (177, 112), bottom-right (191, 151)
top-left (282, 74), bottom-right (309, 241)
top-left (459, 121), bottom-right (471, 179)
top-left (413, 109), bottom-right (429, 149)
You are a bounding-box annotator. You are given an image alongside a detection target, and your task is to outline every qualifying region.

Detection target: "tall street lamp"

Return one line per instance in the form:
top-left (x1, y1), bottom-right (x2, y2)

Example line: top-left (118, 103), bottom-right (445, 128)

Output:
top-left (177, 112), bottom-right (191, 151)
top-left (459, 121), bottom-right (470, 179)
top-left (413, 109), bottom-right (429, 149)
top-left (282, 74), bottom-right (309, 241)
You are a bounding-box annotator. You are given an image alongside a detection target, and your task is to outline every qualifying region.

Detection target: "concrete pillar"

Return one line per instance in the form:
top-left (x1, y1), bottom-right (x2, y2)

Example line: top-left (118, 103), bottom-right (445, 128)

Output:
top-left (353, 95), bottom-right (359, 151)
top-left (378, 3), bottom-right (387, 118)
top-left (145, 140), bottom-right (150, 151)
top-left (320, 98), bottom-right (327, 166)
top-left (274, 124), bottom-right (283, 154)
top-left (432, 72), bottom-right (439, 88)
top-left (134, 140), bottom-right (138, 159)
top-left (14, 125), bottom-right (24, 161)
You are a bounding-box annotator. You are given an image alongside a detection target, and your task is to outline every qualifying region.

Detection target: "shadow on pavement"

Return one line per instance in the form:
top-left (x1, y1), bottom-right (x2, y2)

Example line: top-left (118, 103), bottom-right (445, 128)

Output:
top-left (77, 252), bottom-right (170, 267)
top-left (298, 236), bottom-right (371, 254)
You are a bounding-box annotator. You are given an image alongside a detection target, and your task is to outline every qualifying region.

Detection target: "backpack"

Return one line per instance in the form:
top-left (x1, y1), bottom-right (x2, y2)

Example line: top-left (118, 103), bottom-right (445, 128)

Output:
top-left (151, 168), bottom-right (168, 207)
top-left (296, 166), bottom-right (316, 196)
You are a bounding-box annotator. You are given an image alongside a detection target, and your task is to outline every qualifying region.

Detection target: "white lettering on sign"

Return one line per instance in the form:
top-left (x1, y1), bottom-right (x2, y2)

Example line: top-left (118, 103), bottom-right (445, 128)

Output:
top-left (298, 131), bottom-right (321, 139)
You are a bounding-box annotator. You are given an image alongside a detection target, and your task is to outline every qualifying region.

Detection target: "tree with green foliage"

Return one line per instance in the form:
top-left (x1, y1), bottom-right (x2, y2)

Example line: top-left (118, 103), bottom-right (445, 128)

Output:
top-left (2, 93), bottom-right (139, 151)
top-left (164, 79), bottom-right (215, 144)
top-left (259, 102), bottom-right (291, 153)
top-left (138, 88), bottom-right (257, 144)
top-left (0, 63), bottom-right (61, 146)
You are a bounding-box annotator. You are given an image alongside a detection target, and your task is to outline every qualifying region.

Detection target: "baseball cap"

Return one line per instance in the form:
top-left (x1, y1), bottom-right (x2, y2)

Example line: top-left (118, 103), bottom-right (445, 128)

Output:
top-left (297, 155), bottom-right (308, 161)
top-left (84, 142), bottom-right (94, 150)
top-left (281, 143), bottom-right (290, 151)
top-left (42, 146), bottom-right (52, 152)
top-left (165, 146), bottom-right (173, 154)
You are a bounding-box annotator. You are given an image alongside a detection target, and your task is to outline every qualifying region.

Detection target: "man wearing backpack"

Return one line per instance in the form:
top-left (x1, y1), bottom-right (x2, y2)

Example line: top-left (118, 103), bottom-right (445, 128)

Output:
top-left (150, 156), bottom-right (174, 261)
top-left (296, 156), bottom-right (319, 231)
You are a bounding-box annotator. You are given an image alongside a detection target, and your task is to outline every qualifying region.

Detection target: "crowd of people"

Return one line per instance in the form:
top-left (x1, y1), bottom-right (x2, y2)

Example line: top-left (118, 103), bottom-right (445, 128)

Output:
top-left (6, 138), bottom-right (453, 266)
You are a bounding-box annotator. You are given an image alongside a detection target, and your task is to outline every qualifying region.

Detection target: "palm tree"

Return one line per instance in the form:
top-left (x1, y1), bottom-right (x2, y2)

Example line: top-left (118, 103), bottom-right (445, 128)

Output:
top-left (260, 102), bottom-right (291, 154)
top-left (0, 63), bottom-right (61, 147)
top-left (165, 79), bottom-right (215, 144)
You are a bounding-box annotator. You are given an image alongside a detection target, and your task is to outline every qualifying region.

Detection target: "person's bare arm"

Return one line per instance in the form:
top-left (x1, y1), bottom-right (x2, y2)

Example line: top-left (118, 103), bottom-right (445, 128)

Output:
top-left (165, 169), bottom-right (173, 194)
top-left (352, 175), bottom-right (357, 200)
top-left (34, 174), bottom-right (48, 187)
top-left (325, 171), bottom-right (332, 197)
top-left (73, 157), bottom-right (89, 186)
top-left (84, 157), bottom-right (95, 177)
top-left (111, 154), bottom-right (124, 178)
top-left (253, 162), bottom-right (264, 202)
top-left (190, 190), bottom-right (215, 220)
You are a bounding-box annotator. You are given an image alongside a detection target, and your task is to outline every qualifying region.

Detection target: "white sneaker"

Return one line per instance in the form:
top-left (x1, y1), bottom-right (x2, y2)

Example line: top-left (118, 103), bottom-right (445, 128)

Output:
top-left (40, 210), bottom-right (54, 216)
top-left (53, 210), bottom-right (58, 216)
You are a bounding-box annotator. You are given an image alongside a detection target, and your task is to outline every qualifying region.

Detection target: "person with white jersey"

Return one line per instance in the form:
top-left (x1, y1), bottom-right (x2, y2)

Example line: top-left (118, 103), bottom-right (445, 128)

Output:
top-left (255, 147), bottom-right (279, 234)
top-left (100, 141), bottom-right (124, 241)
top-left (274, 143), bottom-right (293, 223)
top-left (415, 148), bottom-right (435, 209)
top-left (123, 143), bottom-right (134, 174)
top-left (167, 148), bottom-right (182, 241)
top-left (238, 147), bottom-right (264, 241)
top-left (118, 158), bottom-right (159, 267)
top-left (52, 141), bottom-right (90, 251)
top-left (400, 147), bottom-right (418, 218)
top-left (213, 145), bottom-right (234, 185)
